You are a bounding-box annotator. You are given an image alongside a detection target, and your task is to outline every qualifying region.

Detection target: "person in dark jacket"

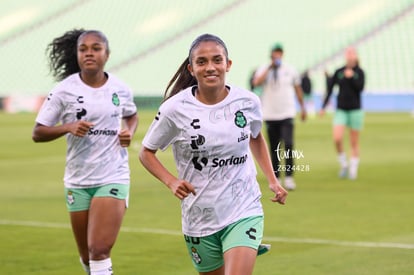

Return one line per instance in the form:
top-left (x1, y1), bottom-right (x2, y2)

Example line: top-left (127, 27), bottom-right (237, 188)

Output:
top-left (320, 46), bottom-right (365, 180)
top-left (301, 70), bottom-right (314, 117)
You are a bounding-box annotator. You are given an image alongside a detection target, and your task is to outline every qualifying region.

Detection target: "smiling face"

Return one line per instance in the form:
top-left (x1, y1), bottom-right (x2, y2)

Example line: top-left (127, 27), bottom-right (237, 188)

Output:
top-left (77, 32), bottom-right (109, 75)
top-left (187, 41), bottom-right (232, 93)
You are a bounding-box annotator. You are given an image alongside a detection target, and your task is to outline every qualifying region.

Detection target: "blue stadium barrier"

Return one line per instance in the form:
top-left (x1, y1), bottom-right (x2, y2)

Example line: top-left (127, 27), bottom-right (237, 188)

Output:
top-left (310, 93), bottom-right (414, 112)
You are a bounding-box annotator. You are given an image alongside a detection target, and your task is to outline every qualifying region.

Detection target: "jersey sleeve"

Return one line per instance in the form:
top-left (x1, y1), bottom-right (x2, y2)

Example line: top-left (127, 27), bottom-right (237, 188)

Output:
top-left (122, 89), bottom-right (137, 117)
top-left (249, 94), bottom-right (263, 138)
top-left (35, 91), bottom-right (64, 126)
top-left (142, 105), bottom-right (179, 151)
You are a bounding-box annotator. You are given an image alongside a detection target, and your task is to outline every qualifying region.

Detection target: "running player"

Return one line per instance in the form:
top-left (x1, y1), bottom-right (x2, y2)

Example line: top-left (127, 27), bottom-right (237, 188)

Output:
top-left (320, 46), bottom-right (365, 180)
top-left (32, 29), bottom-right (138, 275)
top-left (139, 33), bottom-right (287, 275)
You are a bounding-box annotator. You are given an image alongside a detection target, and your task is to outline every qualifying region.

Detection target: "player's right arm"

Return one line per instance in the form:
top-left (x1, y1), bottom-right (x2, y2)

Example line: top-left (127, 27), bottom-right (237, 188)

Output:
top-left (139, 146), bottom-right (196, 200)
top-left (320, 69), bottom-right (338, 114)
top-left (249, 132), bottom-right (287, 205)
top-left (32, 120), bottom-right (94, 142)
top-left (252, 65), bottom-right (271, 87)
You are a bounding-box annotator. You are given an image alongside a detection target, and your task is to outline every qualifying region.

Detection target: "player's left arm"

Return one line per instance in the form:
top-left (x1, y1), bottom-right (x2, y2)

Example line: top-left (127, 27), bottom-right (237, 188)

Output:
top-left (119, 113), bottom-right (138, 147)
top-left (249, 133), bottom-right (287, 204)
top-left (294, 84), bottom-right (307, 121)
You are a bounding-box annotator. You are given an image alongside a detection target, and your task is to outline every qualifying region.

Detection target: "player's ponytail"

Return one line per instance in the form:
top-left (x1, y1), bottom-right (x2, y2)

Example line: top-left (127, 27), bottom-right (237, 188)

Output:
top-left (46, 28), bottom-right (85, 81)
top-left (163, 57), bottom-right (197, 101)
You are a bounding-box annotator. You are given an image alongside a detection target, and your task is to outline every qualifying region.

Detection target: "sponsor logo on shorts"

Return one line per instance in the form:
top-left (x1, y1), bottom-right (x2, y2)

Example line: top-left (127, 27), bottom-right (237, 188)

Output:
top-left (191, 247), bottom-right (202, 264)
top-left (245, 227), bottom-right (257, 240)
top-left (109, 188), bottom-right (119, 196)
top-left (67, 191), bottom-right (75, 205)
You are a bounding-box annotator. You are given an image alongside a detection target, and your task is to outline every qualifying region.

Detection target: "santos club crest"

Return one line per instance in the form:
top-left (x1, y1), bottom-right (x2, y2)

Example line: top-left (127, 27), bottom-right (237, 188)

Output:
top-left (234, 110), bottom-right (247, 128)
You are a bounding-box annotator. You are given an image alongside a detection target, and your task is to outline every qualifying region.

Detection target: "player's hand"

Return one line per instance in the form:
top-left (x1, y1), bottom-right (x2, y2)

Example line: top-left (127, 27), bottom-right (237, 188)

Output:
top-left (319, 109), bottom-right (326, 117)
top-left (168, 179), bottom-right (196, 200)
top-left (69, 120), bottom-right (94, 137)
top-left (269, 183), bottom-right (288, 205)
top-left (118, 129), bottom-right (132, 147)
top-left (301, 110), bottom-right (307, 121)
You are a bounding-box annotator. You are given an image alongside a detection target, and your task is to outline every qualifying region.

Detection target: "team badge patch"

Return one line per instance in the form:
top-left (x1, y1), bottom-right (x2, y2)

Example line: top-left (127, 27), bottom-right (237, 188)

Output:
top-left (67, 191), bottom-right (75, 205)
top-left (234, 111), bottom-right (247, 128)
top-left (191, 247), bottom-right (202, 264)
top-left (112, 93), bottom-right (120, 106)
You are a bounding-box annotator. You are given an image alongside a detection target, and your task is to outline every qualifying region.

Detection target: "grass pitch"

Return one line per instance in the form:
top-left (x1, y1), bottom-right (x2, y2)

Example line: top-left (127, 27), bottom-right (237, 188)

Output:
top-left (0, 111), bottom-right (413, 274)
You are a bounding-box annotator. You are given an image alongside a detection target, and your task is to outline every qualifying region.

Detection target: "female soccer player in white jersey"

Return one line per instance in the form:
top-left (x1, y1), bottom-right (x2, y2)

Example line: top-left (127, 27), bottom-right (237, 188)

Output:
top-left (32, 29), bottom-right (138, 275)
top-left (139, 33), bottom-right (287, 275)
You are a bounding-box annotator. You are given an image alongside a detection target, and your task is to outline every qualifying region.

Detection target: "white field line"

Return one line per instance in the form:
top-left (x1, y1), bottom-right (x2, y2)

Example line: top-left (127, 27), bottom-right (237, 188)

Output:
top-left (1, 219), bottom-right (413, 250)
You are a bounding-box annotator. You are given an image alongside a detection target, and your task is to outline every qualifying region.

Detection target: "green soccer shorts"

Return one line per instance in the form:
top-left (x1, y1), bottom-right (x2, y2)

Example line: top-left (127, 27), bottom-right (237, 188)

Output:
top-left (334, 109), bottom-right (364, 130)
top-left (183, 215), bottom-right (264, 273)
top-left (65, 183), bottom-right (129, 212)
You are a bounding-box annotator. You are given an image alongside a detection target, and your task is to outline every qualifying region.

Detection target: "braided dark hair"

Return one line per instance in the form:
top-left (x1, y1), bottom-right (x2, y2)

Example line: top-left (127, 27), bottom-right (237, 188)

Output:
top-left (164, 33), bottom-right (229, 101)
top-left (46, 29), bottom-right (110, 81)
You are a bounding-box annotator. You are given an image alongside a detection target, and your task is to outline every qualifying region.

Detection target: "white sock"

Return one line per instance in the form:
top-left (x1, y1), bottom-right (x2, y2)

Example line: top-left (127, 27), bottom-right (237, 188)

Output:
top-left (80, 258), bottom-right (90, 274)
top-left (90, 258), bottom-right (113, 275)
top-left (338, 152), bottom-right (348, 168)
top-left (349, 157), bottom-right (360, 178)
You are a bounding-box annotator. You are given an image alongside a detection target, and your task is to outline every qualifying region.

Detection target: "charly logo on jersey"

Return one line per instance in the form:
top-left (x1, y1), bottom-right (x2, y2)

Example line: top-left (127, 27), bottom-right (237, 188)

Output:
top-left (190, 119), bottom-right (201, 129)
top-left (74, 95), bottom-right (87, 120)
top-left (112, 93), bottom-right (120, 106)
top-left (234, 110), bottom-right (247, 128)
top-left (76, 108), bottom-right (87, 120)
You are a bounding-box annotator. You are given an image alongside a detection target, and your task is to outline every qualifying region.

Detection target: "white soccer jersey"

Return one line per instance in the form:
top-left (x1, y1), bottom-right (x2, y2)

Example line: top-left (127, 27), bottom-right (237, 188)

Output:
top-left (142, 85), bottom-right (264, 237)
top-left (256, 63), bottom-right (301, 120)
top-left (36, 73), bottom-right (137, 188)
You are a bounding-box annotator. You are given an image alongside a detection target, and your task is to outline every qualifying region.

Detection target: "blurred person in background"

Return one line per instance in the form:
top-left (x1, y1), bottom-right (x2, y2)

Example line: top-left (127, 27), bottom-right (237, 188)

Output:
top-left (139, 33), bottom-right (287, 275)
top-left (252, 43), bottom-right (307, 191)
top-left (248, 67), bottom-right (263, 97)
top-left (301, 70), bottom-right (315, 117)
top-left (32, 29), bottom-right (138, 275)
top-left (319, 46), bottom-right (365, 180)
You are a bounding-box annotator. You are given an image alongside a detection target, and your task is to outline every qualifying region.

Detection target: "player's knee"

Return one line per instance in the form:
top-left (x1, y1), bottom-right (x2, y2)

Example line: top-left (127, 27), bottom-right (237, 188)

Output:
top-left (88, 243), bottom-right (112, 260)
top-left (333, 135), bottom-right (343, 144)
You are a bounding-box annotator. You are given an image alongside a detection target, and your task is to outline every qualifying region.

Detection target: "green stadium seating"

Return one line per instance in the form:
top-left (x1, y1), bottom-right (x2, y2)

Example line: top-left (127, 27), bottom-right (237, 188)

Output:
top-left (0, 0), bottom-right (413, 97)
